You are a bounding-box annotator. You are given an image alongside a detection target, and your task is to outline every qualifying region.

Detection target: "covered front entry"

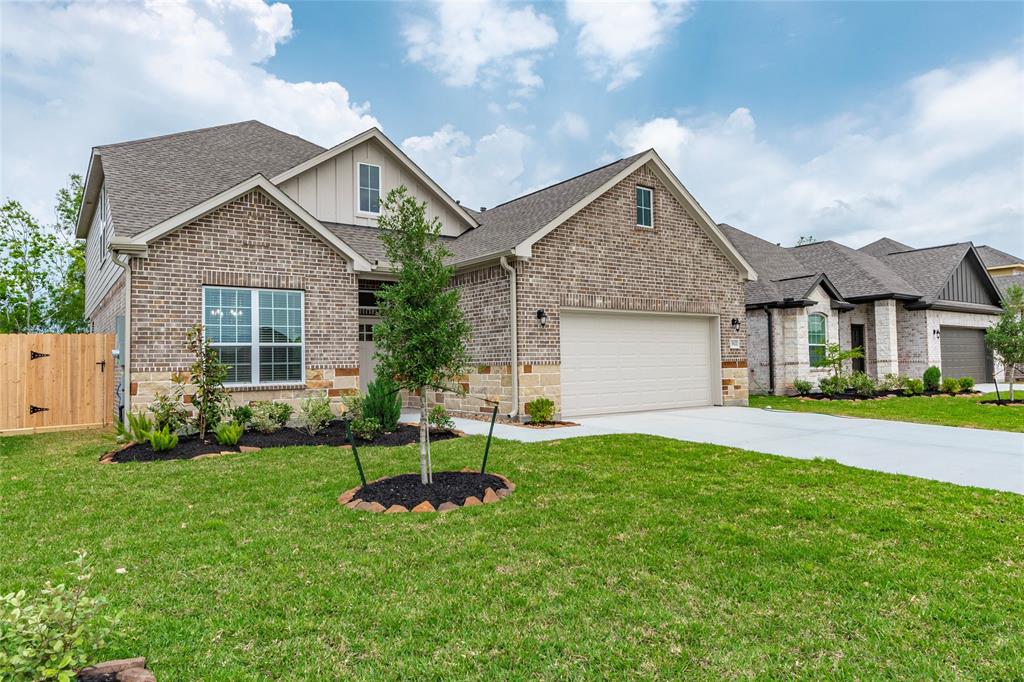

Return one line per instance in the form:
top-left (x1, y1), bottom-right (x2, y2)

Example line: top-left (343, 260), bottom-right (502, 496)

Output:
top-left (559, 310), bottom-right (717, 418)
top-left (939, 326), bottom-right (992, 382)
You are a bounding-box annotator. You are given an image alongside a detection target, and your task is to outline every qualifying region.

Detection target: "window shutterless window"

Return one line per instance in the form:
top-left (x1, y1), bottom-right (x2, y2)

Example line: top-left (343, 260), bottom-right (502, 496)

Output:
top-left (358, 163), bottom-right (381, 214)
top-left (808, 313), bottom-right (827, 367)
top-left (203, 286), bottom-right (304, 385)
top-left (636, 186), bottom-right (653, 228)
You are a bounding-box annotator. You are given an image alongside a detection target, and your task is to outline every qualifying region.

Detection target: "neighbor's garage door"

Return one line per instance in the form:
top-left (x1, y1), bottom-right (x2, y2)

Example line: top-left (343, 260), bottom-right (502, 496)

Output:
top-left (940, 326), bottom-right (992, 382)
top-left (559, 310), bottom-right (715, 417)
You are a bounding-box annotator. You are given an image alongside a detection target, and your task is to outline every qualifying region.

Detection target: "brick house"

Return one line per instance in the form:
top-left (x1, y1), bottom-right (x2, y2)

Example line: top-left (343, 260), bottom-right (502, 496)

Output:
top-left (78, 122), bottom-right (756, 421)
top-left (719, 225), bottom-right (1017, 394)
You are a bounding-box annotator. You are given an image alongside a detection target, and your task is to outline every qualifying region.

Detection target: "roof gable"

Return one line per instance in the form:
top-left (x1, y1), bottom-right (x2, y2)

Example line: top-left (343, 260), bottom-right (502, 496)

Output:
top-left (790, 240), bottom-right (920, 300)
top-left (939, 250), bottom-right (1002, 306)
top-left (858, 237), bottom-right (913, 257)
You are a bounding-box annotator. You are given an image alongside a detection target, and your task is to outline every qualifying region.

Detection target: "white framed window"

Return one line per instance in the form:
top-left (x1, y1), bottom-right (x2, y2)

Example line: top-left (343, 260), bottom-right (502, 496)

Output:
top-left (203, 286), bottom-right (304, 386)
top-left (808, 313), bottom-right (827, 367)
top-left (358, 162), bottom-right (381, 215)
top-left (636, 186), bottom-right (653, 228)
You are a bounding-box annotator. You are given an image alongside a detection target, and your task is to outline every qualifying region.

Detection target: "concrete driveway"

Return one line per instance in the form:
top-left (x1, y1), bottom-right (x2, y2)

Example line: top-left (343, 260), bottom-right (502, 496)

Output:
top-left (431, 407), bottom-right (1024, 494)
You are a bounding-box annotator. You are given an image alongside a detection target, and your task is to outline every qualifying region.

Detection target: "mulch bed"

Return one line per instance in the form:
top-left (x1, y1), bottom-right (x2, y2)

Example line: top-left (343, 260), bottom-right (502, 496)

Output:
top-left (982, 399), bottom-right (1024, 406)
top-left (107, 421), bottom-right (459, 463)
top-left (797, 390), bottom-right (981, 401)
top-left (356, 471), bottom-right (507, 508)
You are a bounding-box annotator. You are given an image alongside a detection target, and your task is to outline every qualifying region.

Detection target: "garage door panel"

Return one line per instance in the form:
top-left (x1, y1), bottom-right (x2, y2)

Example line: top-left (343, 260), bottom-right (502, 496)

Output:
top-left (940, 326), bottom-right (991, 382)
top-left (560, 311), bottom-right (714, 417)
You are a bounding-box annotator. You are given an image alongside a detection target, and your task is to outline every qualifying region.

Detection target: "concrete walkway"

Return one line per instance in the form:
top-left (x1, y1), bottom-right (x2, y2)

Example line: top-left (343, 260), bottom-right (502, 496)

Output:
top-left (411, 407), bottom-right (1024, 494)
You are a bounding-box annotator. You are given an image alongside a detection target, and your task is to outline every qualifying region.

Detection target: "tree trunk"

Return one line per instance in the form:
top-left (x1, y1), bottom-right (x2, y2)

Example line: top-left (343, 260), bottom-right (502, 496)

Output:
top-left (419, 388), bottom-right (429, 484)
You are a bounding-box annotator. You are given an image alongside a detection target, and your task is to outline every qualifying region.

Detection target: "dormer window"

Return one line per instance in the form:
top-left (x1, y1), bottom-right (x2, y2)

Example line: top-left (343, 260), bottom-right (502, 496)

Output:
top-left (636, 186), bottom-right (653, 228)
top-left (358, 163), bottom-right (381, 215)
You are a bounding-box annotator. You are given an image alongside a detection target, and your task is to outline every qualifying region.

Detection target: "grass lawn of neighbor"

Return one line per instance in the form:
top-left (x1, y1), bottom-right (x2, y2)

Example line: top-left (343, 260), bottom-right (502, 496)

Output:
top-left (750, 392), bottom-right (1024, 432)
top-left (2, 428), bottom-right (1022, 680)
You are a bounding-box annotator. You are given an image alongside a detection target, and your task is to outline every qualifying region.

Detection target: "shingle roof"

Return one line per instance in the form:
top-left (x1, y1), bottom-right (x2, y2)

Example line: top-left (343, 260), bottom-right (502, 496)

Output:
top-left (879, 243), bottom-right (973, 304)
top-left (858, 237), bottom-right (913, 257)
top-left (97, 120), bottom-right (324, 237)
top-left (977, 244), bottom-right (1024, 269)
top-left (790, 240), bottom-right (920, 300)
top-left (717, 224), bottom-right (821, 306)
top-left (995, 274), bottom-right (1024, 296)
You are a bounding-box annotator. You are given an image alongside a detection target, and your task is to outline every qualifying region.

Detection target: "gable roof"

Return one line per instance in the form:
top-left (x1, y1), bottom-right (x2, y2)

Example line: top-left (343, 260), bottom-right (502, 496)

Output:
top-left (882, 243), bottom-right (1002, 308)
top-left (977, 244), bottom-right (1024, 269)
top-left (858, 237), bottom-right (913, 257)
top-left (77, 120), bottom-right (324, 239)
top-left (995, 273), bottom-right (1024, 296)
top-left (790, 240), bottom-right (920, 300)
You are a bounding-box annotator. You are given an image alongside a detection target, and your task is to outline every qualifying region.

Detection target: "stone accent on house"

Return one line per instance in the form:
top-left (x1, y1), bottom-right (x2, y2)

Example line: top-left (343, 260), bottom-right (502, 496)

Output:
top-left (873, 299), bottom-right (900, 376)
top-left (721, 361), bottom-right (749, 405)
top-left (405, 363), bottom-right (562, 420)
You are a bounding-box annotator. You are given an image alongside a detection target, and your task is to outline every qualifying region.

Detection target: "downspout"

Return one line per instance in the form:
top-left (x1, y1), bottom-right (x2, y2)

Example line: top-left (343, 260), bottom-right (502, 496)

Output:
top-left (763, 304), bottom-right (775, 395)
top-left (499, 256), bottom-right (519, 420)
top-left (111, 250), bottom-right (132, 417)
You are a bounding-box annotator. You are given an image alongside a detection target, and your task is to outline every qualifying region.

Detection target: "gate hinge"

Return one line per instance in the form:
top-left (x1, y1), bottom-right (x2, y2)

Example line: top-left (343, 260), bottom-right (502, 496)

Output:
top-left (29, 405), bottom-right (49, 415)
top-left (30, 350), bottom-right (50, 360)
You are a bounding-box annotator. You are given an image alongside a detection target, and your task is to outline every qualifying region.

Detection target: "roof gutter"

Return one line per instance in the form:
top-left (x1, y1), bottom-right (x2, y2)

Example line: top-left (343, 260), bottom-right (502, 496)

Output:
top-left (109, 248), bottom-right (133, 418)
top-left (499, 256), bottom-right (519, 420)
top-left (452, 249), bottom-right (517, 272)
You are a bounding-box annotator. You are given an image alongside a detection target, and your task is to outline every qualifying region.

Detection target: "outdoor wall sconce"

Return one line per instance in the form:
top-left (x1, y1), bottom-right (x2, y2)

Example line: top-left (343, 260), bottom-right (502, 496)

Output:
top-left (932, 329), bottom-right (941, 338)
top-left (536, 309), bottom-right (548, 327)
top-left (731, 318), bottom-right (741, 331)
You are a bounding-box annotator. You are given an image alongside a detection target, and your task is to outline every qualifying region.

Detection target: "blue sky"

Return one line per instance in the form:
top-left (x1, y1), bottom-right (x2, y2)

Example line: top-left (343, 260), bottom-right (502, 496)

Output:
top-left (2, 1), bottom-right (1022, 253)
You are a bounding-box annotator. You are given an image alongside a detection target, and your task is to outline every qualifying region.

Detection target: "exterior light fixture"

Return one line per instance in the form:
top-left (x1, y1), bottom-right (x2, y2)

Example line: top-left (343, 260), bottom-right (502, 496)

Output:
top-left (536, 309), bottom-right (548, 327)
top-left (932, 329), bottom-right (941, 337)
top-left (731, 317), bottom-right (741, 331)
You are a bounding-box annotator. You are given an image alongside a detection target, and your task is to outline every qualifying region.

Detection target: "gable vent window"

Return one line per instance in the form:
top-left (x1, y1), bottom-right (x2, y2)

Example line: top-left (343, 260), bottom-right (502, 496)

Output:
top-left (358, 162), bottom-right (381, 215)
top-left (636, 186), bottom-right (653, 228)
top-left (808, 313), bottom-right (827, 368)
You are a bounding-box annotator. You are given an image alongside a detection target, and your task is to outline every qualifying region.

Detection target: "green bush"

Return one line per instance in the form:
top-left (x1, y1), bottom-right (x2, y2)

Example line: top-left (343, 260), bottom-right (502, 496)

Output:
top-left (351, 416), bottom-right (381, 441)
top-left (300, 394), bottom-right (334, 436)
top-left (428, 404), bottom-right (455, 432)
top-left (113, 419), bottom-right (132, 444)
top-left (126, 410), bottom-right (153, 443)
top-left (341, 394), bottom-right (364, 422)
top-left (148, 390), bottom-right (189, 434)
top-left (792, 379), bottom-right (813, 396)
top-left (817, 375), bottom-right (847, 397)
top-left (0, 552), bottom-right (118, 682)
top-left (848, 371), bottom-right (876, 398)
top-left (364, 376), bottom-right (402, 433)
top-left (878, 373), bottom-right (907, 392)
top-left (958, 376), bottom-right (975, 393)
top-left (923, 366), bottom-right (941, 392)
top-left (214, 421), bottom-right (244, 446)
top-left (941, 377), bottom-right (961, 394)
top-left (148, 425), bottom-right (179, 452)
top-left (250, 401), bottom-right (293, 433)
top-left (231, 404), bottom-right (253, 426)
top-left (526, 397), bottom-right (556, 423)
top-left (902, 378), bottom-right (925, 396)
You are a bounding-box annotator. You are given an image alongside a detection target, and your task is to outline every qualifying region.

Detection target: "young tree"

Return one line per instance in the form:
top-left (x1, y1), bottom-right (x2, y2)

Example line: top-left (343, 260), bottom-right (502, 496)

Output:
top-left (373, 187), bottom-right (472, 484)
top-left (185, 324), bottom-right (231, 439)
top-left (820, 342), bottom-right (864, 379)
top-left (986, 284), bottom-right (1024, 401)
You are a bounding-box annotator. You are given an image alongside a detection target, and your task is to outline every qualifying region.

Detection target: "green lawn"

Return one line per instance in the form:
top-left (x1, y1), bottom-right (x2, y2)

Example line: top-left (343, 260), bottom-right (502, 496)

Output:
top-left (2, 429), bottom-right (1022, 680)
top-left (750, 392), bottom-right (1024, 432)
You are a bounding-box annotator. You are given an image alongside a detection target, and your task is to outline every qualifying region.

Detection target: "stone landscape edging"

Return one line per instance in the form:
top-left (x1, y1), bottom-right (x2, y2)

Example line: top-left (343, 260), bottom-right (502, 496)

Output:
top-left (337, 471), bottom-right (515, 513)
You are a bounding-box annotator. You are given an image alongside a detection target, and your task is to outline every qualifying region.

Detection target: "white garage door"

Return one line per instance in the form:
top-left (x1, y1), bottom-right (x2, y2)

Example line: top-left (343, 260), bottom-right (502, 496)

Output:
top-left (560, 310), bottom-right (715, 417)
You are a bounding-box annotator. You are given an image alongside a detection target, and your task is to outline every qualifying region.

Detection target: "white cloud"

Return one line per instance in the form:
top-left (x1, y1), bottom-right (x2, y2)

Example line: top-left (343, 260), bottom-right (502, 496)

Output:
top-left (401, 124), bottom-right (531, 209)
top-left (402, 0), bottom-right (557, 94)
top-left (566, 0), bottom-right (691, 91)
top-left (1, 0), bottom-right (378, 220)
top-left (611, 56), bottom-right (1024, 253)
top-left (550, 112), bottom-right (590, 141)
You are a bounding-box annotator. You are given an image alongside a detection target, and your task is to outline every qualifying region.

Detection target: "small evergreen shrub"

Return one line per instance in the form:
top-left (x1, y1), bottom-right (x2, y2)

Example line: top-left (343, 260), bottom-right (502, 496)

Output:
top-left (364, 376), bottom-right (402, 433)
top-left (957, 376), bottom-right (975, 393)
top-left (428, 404), bottom-right (455, 432)
top-left (231, 404), bottom-right (253, 426)
top-left (923, 366), bottom-right (941, 392)
top-left (849, 371), bottom-right (877, 398)
top-left (214, 421), bottom-right (244, 446)
top-left (878, 373), bottom-right (907, 392)
top-left (818, 375), bottom-right (847, 397)
top-left (300, 394), bottom-right (334, 436)
top-left (526, 397), bottom-right (556, 423)
top-left (250, 401), bottom-right (292, 433)
top-left (341, 394), bottom-right (365, 422)
top-left (126, 410), bottom-right (153, 443)
top-left (941, 377), bottom-right (961, 394)
top-left (148, 425), bottom-right (179, 452)
top-left (792, 379), bottom-right (813, 396)
top-left (351, 416), bottom-right (381, 441)
top-left (902, 378), bottom-right (925, 396)
top-left (148, 389), bottom-right (189, 434)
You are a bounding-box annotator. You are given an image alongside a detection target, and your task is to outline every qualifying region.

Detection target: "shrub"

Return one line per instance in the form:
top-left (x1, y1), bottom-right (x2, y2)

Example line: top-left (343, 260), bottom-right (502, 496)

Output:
top-left (792, 379), bottom-right (813, 396)
top-left (231, 404), bottom-right (253, 426)
top-left (364, 375), bottom-right (402, 433)
top-left (148, 389), bottom-right (189, 434)
top-left (848, 371), bottom-right (876, 398)
top-left (0, 552), bottom-right (118, 682)
top-left (214, 421), bottom-right (244, 446)
top-left (957, 376), bottom-right (975, 393)
top-left (341, 394), bottom-right (365, 422)
top-left (351, 416), bottom-right (381, 441)
top-left (113, 419), bottom-right (132, 444)
top-left (148, 425), bottom-right (179, 452)
top-left (923, 366), bottom-right (941, 392)
top-left (941, 377), bottom-right (961, 394)
top-left (526, 397), bottom-right (556, 423)
top-left (250, 401), bottom-right (293, 433)
top-left (126, 410), bottom-right (153, 443)
top-left (300, 394), bottom-right (334, 436)
top-left (818, 374), bottom-right (847, 397)
top-left (878, 373), bottom-right (907, 392)
top-left (428, 404), bottom-right (455, 432)
top-left (903, 378), bottom-right (925, 396)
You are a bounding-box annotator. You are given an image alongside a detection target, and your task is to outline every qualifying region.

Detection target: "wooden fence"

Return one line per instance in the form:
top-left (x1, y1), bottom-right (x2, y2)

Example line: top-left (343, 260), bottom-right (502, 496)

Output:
top-left (0, 334), bottom-right (115, 435)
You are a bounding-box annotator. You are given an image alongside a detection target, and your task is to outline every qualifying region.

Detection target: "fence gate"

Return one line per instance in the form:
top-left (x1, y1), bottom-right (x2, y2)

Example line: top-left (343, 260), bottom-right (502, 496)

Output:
top-left (0, 334), bottom-right (115, 435)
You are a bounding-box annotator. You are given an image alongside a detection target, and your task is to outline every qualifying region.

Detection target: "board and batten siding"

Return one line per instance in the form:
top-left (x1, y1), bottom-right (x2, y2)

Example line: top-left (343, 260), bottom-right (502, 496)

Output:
top-left (277, 138), bottom-right (469, 237)
top-left (84, 182), bottom-right (120, 317)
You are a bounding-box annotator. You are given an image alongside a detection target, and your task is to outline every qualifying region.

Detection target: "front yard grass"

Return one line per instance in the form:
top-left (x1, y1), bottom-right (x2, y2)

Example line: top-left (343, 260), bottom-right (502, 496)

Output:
top-left (750, 392), bottom-right (1024, 432)
top-left (1, 429), bottom-right (1022, 680)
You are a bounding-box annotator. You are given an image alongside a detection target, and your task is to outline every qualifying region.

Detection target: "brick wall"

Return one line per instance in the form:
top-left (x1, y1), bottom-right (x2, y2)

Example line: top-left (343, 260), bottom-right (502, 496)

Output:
top-left (452, 264), bottom-right (511, 366)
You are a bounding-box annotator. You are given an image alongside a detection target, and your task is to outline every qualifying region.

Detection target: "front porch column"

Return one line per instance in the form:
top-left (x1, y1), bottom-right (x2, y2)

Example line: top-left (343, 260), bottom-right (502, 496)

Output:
top-left (780, 308), bottom-right (808, 393)
top-left (874, 299), bottom-right (899, 376)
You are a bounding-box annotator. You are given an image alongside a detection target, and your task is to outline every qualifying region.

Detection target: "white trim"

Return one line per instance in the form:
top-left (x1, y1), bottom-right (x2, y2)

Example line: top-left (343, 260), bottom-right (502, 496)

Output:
top-left (123, 174), bottom-right (374, 272)
top-left (635, 185), bottom-right (653, 228)
top-left (270, 127), bottom-right (479, 230)
top-left (356, 162), bottom-right (382, 217)
top-left (511, 150), bottom-right (757, 281)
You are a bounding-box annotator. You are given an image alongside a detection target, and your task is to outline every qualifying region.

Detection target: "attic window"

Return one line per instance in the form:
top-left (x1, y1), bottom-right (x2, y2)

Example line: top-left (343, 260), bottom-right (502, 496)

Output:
top-left (358, 163), bottom-right (381, 215)
top-left (636, 186), bottom-right (653, 228)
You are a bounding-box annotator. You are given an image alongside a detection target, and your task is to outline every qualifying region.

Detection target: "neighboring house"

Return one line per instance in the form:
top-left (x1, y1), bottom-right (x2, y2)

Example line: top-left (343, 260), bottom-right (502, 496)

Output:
top-left (720, 225), bottom-right (1009, 394)
top-left (78, 121), bottom-right (756, 422)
